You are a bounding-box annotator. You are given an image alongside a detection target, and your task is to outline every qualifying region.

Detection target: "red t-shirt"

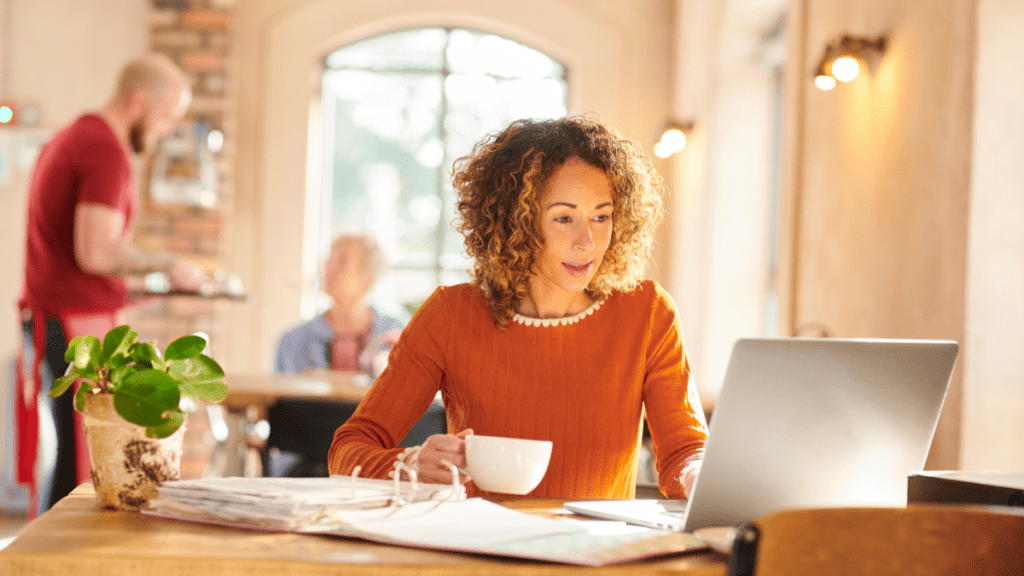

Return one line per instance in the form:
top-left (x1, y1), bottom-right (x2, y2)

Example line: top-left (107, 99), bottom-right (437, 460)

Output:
top-left (20, 114), bottom-right (137, 315)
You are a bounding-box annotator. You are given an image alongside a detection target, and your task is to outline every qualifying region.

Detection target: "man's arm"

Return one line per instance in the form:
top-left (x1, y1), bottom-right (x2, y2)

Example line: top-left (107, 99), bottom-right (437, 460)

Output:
top-left (74, 202), bottom-right (204, 290)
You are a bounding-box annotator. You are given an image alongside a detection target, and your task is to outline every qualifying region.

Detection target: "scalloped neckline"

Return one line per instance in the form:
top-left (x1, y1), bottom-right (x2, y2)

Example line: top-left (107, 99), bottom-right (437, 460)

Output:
top-left (511, 299), bottom-right (604, 327)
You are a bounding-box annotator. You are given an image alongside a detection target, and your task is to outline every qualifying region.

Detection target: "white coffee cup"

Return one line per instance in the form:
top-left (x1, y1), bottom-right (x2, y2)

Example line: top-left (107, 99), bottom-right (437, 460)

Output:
top-left (463, 435), bottom-right (553, 495)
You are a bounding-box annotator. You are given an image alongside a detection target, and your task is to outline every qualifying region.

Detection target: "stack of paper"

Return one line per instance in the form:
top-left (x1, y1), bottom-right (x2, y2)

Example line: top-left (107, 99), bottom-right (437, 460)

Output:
top-left (145, 475), bottom-right (707, 566)
top-left (148, 475), bottom-right (464, 531)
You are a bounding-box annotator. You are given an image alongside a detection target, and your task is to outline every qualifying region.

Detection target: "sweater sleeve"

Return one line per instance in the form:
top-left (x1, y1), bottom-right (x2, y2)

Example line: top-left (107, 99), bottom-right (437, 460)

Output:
top-left (328, 287), bottom-right (450, 478)
top-left (642, 282), bottom-right (708, 499)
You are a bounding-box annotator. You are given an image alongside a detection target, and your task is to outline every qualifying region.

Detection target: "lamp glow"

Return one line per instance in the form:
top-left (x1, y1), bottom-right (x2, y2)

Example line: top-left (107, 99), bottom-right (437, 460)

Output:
top-left (810, 35), bottom-right (886, 90)
top-left (831, 56), bottom-right (860, 82)
top-left (653, 122), bottom-right (693, 158)
top-left (207, 129), bottom-right (224, 153)
top-left (0, 105), bottom-right (13, 124)
top-left (661, 128), bottom-right (686, 151)
top-left (814, 74), bottom-right (837, 91)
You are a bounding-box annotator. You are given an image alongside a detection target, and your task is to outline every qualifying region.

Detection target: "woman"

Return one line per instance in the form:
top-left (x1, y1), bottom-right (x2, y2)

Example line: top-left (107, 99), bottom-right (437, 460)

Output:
top-left (269, 233), bottom-right (445, 476)
top-left (329, 117), bottom-right (707, 499)
top-left (274, 233), bottom-right (405, 376)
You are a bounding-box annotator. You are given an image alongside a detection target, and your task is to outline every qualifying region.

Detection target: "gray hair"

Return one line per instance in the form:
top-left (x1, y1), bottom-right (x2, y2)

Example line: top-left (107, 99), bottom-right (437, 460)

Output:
top-left (328, 233), bottom-right (388, 285)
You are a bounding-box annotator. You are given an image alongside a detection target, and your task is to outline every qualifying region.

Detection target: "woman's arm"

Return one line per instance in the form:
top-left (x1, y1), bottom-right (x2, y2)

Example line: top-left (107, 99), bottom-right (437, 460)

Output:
top-left (642, 284), bottom-right (709, 499)
top-left (328, 288), bottom-right (452, 478)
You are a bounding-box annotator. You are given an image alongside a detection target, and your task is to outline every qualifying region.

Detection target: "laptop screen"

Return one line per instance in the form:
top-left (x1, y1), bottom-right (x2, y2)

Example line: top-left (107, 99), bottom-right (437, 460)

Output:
top-left (680, 338), bottom-right (958, 531)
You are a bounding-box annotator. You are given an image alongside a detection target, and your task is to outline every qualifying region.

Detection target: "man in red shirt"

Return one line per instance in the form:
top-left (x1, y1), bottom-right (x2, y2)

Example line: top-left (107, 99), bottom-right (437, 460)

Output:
top-left (18, 53), bottom-right (204, 514)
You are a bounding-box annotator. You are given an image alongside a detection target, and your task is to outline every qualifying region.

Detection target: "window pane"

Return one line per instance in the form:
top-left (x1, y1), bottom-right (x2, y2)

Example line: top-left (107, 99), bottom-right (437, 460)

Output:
top-left (379, 268), bottom-right (440, 311)
top-left (325, 71), bottom-right (443, 264)
top-left (325, 28), bottom-right (447, 71)
top-left (446, 29), bottom-right (565, 78)
top-left (320, 28), bottom-right (568, 312)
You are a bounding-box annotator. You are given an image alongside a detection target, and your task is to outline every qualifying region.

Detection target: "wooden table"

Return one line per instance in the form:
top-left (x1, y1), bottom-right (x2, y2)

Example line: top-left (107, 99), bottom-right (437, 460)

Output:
top-left (222, 370), bottom-right (372, 408)
top-left (0, 485), bottom-right (728, 576)
top-left (207, 370), bottom-right (372, 477)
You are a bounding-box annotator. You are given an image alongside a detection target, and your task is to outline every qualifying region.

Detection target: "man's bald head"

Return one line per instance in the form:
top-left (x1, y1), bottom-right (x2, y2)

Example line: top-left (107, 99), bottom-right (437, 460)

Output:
top-left (115, 53), bottom-right (191, 113)
top-left (112, 54), bottom-right (192, 154)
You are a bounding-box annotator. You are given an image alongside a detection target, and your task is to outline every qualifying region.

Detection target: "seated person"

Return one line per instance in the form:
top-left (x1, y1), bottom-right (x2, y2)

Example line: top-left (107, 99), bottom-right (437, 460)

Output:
top-left (267, 233), bottom-right (446, 477)
top-left (328, 117), bottom-right (707, 499)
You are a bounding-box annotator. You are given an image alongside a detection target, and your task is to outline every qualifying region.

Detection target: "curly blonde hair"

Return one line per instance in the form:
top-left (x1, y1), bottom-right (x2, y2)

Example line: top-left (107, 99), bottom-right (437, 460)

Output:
top-left (453, 116), bottom-right (664, 328)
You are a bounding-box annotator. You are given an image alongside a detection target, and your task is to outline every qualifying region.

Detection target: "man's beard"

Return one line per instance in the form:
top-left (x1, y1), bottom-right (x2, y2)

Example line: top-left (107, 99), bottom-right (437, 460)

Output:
top-left (129, 121), bottom-right (147, 154)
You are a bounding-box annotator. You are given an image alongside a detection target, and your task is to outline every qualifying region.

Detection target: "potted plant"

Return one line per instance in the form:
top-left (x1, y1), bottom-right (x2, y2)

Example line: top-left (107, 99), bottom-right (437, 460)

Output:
top-left (50, 324), bottom-right (228, 510)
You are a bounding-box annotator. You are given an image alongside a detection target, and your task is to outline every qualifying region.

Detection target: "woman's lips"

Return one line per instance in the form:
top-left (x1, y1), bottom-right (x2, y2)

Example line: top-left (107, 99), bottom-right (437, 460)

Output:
top-left (563, 261), bottom-right (592, 276)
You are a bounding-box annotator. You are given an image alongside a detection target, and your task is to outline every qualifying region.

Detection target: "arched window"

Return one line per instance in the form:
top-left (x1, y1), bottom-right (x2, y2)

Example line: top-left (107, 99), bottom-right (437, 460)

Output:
top-left (319, 27), bottom-right (568, 310)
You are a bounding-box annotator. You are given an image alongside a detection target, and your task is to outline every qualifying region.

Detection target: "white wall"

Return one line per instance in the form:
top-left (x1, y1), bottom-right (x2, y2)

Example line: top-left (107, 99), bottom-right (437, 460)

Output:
top-left (962, 0), bottom-right (1024, 469)
top-left (671, 0), bottom-right (786, 408)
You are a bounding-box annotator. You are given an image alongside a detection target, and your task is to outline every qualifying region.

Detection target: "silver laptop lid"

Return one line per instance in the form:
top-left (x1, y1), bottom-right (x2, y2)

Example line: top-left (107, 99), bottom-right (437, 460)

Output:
top-left (682, 338), bottom-right (958, 532)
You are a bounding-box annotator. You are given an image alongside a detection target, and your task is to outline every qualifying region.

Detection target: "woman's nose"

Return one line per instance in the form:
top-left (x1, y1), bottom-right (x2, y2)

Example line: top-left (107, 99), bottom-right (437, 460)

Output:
top-left (573, 224), bottom-right (596, 250)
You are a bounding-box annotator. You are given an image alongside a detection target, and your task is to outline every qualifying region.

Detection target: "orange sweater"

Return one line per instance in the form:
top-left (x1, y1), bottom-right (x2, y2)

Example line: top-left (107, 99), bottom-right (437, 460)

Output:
top-left (328, 280), bottom-right (708, 499)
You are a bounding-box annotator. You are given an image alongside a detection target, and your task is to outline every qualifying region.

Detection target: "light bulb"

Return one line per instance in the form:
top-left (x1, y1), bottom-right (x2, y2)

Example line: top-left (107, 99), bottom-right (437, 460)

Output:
top-left (831, 56), bottom-right (860, 82)
top-left (654, 141), bottom-right (673, 159)
top-left (0, 105), bottom-right (12, 124)
top-left (661, 128), bottom-right (686, 152)
top-left (207, 129), bottom-right (224, 153)
top-left (814, 75), bottom-right (837, 91)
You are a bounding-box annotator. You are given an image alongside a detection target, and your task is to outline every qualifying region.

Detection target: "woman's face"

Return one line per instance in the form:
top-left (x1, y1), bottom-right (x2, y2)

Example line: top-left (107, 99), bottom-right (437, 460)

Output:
top-left (532, 157), bottom-right (614, 299)
top-left (324, 244), bottom-right (373, 306)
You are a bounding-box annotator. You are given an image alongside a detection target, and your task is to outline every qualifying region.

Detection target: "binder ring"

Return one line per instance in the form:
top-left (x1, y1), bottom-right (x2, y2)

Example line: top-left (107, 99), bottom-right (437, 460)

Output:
top-left (390, 460), bottom-right (418, 507)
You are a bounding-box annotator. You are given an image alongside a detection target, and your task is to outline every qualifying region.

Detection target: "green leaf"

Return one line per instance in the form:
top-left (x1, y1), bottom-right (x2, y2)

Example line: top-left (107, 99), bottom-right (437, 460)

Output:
top-left (164, 335), bottom-right (206, 361)
top-left (64, 336), bottom-right (86, 363)
top-left (166, 354), bottom-right (226, 382)
top-left (102, 325), bottom-right (137, 363)
top-left (106, 354), bottom-right (128, 370)
top-left (146, 410), bottom-right (185, 439)
top-left (108, 365), bottom-right (133, 389)
top-left (73, 336), bottom-right (102, 371)
top-left (113, 369), bottom-right (180, 427)
top-left (50, 364), bottom-right (100, 398)
top-left (49, 372), bottom-right (78, 398)
top-left (181, 380), bottom-right (229, 404)
top-left (167, 355), bottom-right (228, 402)
top-left (130, 342), bottom-right (162, 368)
top-left (74, 382), bottom-right (94, 412)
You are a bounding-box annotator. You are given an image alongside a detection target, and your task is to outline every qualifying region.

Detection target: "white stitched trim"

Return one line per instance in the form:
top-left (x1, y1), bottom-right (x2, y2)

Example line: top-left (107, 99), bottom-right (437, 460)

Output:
top-left (512, 299), bottom-right (604, 327)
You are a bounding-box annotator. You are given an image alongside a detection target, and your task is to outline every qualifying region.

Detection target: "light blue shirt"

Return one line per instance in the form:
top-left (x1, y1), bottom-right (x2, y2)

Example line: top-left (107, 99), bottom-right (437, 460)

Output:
top-left (273, 306), bottom-right (409, 374)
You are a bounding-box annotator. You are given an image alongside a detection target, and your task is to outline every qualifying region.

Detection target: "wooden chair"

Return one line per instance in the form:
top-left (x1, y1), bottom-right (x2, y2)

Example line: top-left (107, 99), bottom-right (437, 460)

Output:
top-left (727, 505), bottom-right (1024, 575)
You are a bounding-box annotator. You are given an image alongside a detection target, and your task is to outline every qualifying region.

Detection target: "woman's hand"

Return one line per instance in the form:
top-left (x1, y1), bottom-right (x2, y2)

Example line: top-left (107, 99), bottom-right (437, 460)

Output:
top-left (680, 461), bottom-right (701, 499)
top-left (415, 428), bottom-right (473, 484)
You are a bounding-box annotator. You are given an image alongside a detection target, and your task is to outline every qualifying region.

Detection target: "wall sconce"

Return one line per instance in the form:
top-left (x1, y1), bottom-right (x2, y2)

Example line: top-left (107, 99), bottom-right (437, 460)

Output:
top-left (813, 34), bottom-right (887, 91)
top-left (653, 121), bottom-right (694, 158)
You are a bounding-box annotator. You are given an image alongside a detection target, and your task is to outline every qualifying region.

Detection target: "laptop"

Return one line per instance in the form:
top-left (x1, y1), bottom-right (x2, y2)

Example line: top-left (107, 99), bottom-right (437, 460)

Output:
top-left (566, 338), bottom-right (959, 532)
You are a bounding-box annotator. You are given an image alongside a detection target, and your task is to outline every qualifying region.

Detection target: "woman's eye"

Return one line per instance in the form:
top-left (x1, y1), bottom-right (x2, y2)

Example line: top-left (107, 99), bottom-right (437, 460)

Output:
top-left (554, 216), bottom-right (571, 223)
top-left (593, 214), bottom-right (611, 223)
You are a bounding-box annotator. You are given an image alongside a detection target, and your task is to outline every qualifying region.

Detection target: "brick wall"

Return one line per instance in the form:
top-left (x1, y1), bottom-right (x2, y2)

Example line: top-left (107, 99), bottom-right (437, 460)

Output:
top-left (126, 0), bottom-right (234, 362)
top-left (128, 0), bottom-right (236, 478)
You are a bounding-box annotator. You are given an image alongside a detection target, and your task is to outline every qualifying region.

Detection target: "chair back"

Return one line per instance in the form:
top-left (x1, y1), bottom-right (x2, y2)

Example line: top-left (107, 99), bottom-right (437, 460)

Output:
top-left (728, 505), bottom-right (1024, 576)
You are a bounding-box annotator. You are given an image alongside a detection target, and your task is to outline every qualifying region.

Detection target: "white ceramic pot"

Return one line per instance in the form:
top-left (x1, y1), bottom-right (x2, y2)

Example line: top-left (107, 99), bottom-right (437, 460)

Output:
top-left (80, 394), bottom-right (185, 511)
